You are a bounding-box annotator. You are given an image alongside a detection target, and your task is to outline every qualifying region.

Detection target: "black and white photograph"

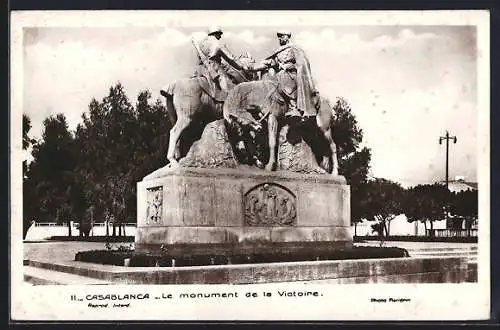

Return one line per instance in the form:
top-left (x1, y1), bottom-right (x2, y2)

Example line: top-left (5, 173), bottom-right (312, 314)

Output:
top-left (11, 10), bottom-right (490, 320)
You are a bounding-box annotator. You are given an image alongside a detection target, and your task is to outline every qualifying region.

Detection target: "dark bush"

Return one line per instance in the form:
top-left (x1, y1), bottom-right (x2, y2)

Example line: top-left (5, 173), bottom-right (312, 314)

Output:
top-left (75, 250), bottom-right (135, 265)
top-left (74, 246), bottom-right (410, 267)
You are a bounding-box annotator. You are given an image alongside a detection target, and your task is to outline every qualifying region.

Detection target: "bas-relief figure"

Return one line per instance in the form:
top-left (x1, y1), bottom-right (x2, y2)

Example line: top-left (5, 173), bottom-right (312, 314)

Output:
top-left (244, 183), bottom-right (297, 226)
top-left (145, 186), bottom-right (163, 225)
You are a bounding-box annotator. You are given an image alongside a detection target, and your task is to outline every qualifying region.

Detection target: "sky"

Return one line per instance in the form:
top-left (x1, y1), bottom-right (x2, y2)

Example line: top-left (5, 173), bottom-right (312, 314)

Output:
top-left (22, 25), bottom-right (478, 186)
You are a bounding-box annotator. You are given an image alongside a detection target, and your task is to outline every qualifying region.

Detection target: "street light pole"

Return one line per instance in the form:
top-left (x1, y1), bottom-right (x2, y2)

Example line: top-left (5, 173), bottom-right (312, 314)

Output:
top-left (439, 130), bottom-right (457, 227)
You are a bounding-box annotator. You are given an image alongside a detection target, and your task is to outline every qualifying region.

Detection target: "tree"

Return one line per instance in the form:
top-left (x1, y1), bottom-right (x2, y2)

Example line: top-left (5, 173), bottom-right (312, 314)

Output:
top-left (23, 114), bottom-right (36, 239)
top-left (69, 180), bottom-right (88, 236)
top-left (403, 183), bottom-right (450, 235)
top-left (363, 178), bottom-right (405, 240)
top-left (24, 82), bottom-right (173, 238)
top-left (74, 83), bottom-right (136, 235)
top-left (330, 97), bottom-right (373, 227)
top-left (25, 113), bottom-right (77, 236)
top-left (23, 178), bottom-right (37, 239)
top-left (72, 84), bottom-right (169, 235)
top-left (449, 189), bottom-right (478, 230)
top-left (23, 114), bottom-right (36, 150)
top-left (331, 97), bottom-right (363, 159)
top-left (350, 174), bottom-right (371, 236)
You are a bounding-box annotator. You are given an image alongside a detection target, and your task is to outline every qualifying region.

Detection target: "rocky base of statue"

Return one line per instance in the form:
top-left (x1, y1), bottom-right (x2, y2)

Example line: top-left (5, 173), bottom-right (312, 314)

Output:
top-left (179, 119), bottom-right (238, 169)
top-left (145, 118), bottom-right (329, 181)
top-left (277, 124), bottom-right (327, 174)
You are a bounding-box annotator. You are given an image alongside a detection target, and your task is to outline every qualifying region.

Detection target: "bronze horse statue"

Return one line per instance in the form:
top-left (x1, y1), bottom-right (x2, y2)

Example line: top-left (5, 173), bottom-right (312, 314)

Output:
top-left (223, 77), bottom-right (339, 175)
top-left (160, 54), bottom-right (256, 166)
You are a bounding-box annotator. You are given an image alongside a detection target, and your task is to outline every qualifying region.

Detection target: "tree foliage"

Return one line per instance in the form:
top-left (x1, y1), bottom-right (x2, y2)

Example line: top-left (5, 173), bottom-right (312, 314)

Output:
top-left (449, 189), bottom-right (478, 229)
top-left (331, 97), bottom-right (373, 227)
top-left (23, 114), bottom-right (36, 239)
top-left (363, 178), bottom-right (405, 237)
top-left (23, 83), bottom-right (170, 237)
top-left (23, 114), bottom-right (36, 150)
top-left (23, 113), bottom-right (77, 237)
top-left (402, 183), bottom-right (450, 233)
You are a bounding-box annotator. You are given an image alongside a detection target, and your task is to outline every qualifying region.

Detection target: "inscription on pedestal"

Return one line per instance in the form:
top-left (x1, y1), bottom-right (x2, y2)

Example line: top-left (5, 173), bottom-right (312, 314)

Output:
top-left (146, 186), bottom-right (163, 225)
top-left (244, 183), bottom-right (297, 226)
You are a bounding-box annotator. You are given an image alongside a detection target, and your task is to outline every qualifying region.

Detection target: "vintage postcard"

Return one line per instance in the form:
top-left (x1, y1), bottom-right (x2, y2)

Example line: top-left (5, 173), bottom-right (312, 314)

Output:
top-left (10, 10), bottom-right (490, 321)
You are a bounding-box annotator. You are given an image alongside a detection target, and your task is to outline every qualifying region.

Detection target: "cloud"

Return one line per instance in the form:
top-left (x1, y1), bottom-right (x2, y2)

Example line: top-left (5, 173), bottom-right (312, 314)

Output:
top-left (24, 40), bottom-right (122, 138)
top-left (360, 92), bottom-right (477, 183)
top-left (225, 30), bottom-right (271, 45)
top-left (372, 29), bottom-right (439, 49)
top-left (154, 28), bottom-right (208, 46)
top-left (149, 28), bottom-right (271, 47)
top-left (295, 28), bottom-right (442, 55)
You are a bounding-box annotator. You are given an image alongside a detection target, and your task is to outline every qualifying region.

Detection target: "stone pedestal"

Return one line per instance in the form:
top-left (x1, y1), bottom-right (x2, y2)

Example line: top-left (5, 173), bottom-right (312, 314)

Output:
top-left (135, 166), bottom-right (352, 256)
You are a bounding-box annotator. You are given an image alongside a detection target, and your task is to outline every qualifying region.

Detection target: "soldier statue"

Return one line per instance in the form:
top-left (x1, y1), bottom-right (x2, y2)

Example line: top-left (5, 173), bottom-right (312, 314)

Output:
top-left (249, 30), bottom-right (320, 121)
top-left (193, 26), bottom-right (248, 99)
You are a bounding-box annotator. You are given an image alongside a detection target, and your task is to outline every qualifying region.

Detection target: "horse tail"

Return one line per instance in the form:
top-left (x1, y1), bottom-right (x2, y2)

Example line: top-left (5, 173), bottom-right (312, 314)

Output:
top-left (166, 94), bottom-right (177, 126)
top-left (222, 84), bottom-right (240, 123)
top-left (161, 83), bottom-right (177, 126)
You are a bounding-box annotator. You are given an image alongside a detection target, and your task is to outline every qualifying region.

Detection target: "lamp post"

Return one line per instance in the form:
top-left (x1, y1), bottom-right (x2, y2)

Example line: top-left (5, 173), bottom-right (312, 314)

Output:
top-left (439, 131), bottom-right (457, 227)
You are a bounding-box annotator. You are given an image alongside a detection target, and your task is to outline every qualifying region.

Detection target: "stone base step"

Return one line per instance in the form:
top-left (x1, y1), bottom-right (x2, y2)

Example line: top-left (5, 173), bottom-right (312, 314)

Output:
top-left (354, 245), bottom-right (478, 263)
top-left (24, 255), bottom-right (473, 284)
top-left (410, 251), bottom-right (477, 257)
top-left (24, 265), bottom-right (111, 285)
top-left (355, 244), bottom-right (477, 254)
top-left (406, 248), bottom-right (478, 252)
top-left (354, 241), bottom-right (478, 249)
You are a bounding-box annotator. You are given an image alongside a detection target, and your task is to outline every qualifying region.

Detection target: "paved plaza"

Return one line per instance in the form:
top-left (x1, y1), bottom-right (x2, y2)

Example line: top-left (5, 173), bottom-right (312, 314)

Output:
top-left (21, 240), bottom-right (478, 285)
top-left (24, 241), bottom-right (112, 262)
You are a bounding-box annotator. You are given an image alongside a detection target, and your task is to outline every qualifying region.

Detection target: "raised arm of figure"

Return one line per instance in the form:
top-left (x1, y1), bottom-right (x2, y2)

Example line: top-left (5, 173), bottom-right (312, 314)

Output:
top-left (251, 58), bottom-right (275, 72)
top-left (218, 44), bottom-right (245, 71)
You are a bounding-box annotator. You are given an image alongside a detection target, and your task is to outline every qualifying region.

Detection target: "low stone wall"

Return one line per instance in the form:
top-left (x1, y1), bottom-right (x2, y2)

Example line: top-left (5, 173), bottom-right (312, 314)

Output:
top-left (25, 256), bottom-right (470, 284)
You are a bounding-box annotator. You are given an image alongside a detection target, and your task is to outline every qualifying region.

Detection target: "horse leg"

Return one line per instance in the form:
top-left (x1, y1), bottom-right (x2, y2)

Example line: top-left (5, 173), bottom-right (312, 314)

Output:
top-left (248, 130), bottom-right (265, 169)
top-left (166, 116), bottom-right (190, 166)
top-left (265, 113), bottom-right (278, 171)
top-left (322, 126), bottom-right (338, 175)
top-left (320, 155), bottom-right (331, 174)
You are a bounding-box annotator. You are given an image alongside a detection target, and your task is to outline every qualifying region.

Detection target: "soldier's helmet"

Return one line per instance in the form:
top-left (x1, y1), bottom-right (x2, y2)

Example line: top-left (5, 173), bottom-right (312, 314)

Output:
top-left (276, 30), bottom-right (292, 37)
top-left (208, 26), bottom-right (223, 36)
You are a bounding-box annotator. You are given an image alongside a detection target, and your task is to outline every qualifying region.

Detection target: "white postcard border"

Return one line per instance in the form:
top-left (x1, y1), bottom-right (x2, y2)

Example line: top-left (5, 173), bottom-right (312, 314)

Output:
top-left (10, 10), bottom-right (491, 321)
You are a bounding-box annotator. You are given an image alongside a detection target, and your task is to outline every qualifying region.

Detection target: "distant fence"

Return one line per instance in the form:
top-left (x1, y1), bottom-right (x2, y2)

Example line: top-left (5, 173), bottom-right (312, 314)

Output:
top-left (25, 222), bottom-right (137, 241)
top-left (426, 229), bottom-right (478, 238)
top-left (33, 222), bottom-right (65, 227)
top-left (354, 235), bottom-right (477, 243)
top-left (33, 222), bottom-right (136, 227)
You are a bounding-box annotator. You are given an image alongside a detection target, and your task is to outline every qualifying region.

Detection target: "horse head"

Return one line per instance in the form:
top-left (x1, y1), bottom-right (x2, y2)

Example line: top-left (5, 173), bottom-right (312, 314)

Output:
top-left (234, 52), bottom-right (257, 82)
top-left (238, 51), bottom-right (255, 67)
top-left (238, 53), bottom-right (277, 82)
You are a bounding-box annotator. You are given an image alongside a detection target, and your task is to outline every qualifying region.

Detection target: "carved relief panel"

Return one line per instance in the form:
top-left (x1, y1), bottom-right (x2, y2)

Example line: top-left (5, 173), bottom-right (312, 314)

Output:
top-left (244, 183), bottom-right (297, 226)
top-left (145, 186), bottom-right (163, 225)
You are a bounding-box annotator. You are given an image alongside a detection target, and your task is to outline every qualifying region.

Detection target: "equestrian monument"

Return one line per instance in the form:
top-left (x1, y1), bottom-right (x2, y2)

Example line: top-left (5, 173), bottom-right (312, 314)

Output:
top-left (134, 27), bottom-right (352, 256)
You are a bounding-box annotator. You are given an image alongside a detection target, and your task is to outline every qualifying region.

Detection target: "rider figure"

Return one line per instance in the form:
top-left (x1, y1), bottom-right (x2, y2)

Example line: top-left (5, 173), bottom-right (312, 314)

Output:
top-left (249, 30), bottom-right (320, 120)
top-left (195, 26), bottom-right (246, 97)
